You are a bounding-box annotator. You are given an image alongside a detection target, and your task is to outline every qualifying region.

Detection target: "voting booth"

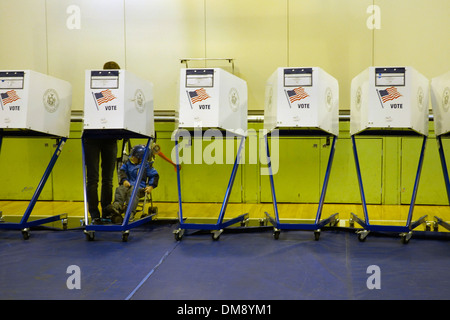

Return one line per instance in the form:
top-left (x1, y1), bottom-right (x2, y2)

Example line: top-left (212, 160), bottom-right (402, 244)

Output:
top-left (262, 67), bottom-right (340, 240)
top-left (173, 68), bottom-right (249, 241)
top-left (431, 71), bottom-right (450, 137)
top-left (82, 69), bottom-right (156, 241)
top-left (0, 70), bottom-right (72, 239)
top-left (350, 66), bottom-right (429, 136)
top-left (0, 70), bottom-right (72, 137)
top-left (177, 68), bottom-right (247, 135)
top-left (349, 66), bottom-right (430, 243)
top-left (83, 69), bottom-right (154, 137)
top-left (264, 67), bottom-right (339, 136)
top-left (431, 71), bottom-right (450, 232)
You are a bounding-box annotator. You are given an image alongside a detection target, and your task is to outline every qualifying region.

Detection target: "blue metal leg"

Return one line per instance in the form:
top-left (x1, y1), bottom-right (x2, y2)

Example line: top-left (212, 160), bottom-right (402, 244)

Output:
top-left (217, 135), bottom-right (245, 225)
top-left (264, 134), bottom-right (339, 240)
top-left (351, 135), bottom-right (370, 225)
top-left (175, 137), bottom-right (184, 224)
top-left (315, 136), bottom-right (337, 225)
top-left (435, 135), bottom-right (450, 232)
top-left (0, 138), bottom-right (68, 237)
top-left (405, 136), bottom-right (427, 228)
top-left (20, 138), bottom-right (67, 225)
top-left (173, 133), bottom-right (248, 240)
top-left (437, 135), bottom-right (450, 204)
top-left (264, 133), bottom-right (280, 224)
top-left (122, 138), bottom-right (152, 227)
top-left (81, 137), bottom-right (89, 225)
top-left (351, 135), bottom-right (428, 242)
top-left (84, 138), bottom-right (156, 240)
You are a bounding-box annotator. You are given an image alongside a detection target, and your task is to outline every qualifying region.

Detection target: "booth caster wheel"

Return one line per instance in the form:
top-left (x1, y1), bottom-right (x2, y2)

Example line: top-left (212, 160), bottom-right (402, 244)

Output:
top-left (400, 231), bottom-right (412, 244)
top-left (433, 221), bottom-right (439, 232)
top-left (314, 229), bottom-right (320, 241)
top-left (357, 230), bottom-right (369, 242)
top-left (349, 218), bottom-right (355, 228)
top-left (122, 230), bottom-right (130, 242)
top-left (240, 218), bottom-right (249, 227)
top-left (173, 228), bottom-right (184, 241)
top-left (273, 228), bottom-right (280, 240)
top-left (84, 230), bottom-right (95, 241)
top-left (212, 229), bottom-right (223, 241)
top-left (21, 228), bottom-right (30, 240)
top-left (62, 218), bottom-right (68, 230)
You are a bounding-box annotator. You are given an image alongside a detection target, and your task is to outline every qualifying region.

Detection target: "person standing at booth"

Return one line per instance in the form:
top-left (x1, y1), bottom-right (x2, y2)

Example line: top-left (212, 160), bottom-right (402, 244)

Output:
top-left (84, 61), bottom-right (120, 224)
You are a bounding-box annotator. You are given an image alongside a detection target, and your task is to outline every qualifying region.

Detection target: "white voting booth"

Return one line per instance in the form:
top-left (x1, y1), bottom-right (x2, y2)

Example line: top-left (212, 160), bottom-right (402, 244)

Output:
top-left (350, 66), bottom-right (429, 136)
top-left (262, 67), bottom-right (340, 240)
top-left (349, 66), bottom-right (430, 243)
top-left (431, 71), bottom-right (450, 232)
top-left (83, 69), bottom-right (155, 241)
top-left (177, 68), bottom-right (247, 134)
top-left (0, 70), bottom-right (72, 137)
top-left (0, 70), bottom-right (72, 239)
top-left (264, 67), bottom-right (339, 136)
top-left (174, 68), bottom-right (249, 240)
top-left (84, 69), bottom-right (154, 137)
top-left (431, 71), bottom-right (450, 137)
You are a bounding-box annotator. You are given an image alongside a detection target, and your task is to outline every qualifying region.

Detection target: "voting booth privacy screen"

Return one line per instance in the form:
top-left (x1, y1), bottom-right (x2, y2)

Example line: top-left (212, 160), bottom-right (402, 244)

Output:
top-left (84, 70), bottom-right (155, 137)
top-left (177, 68), bottom-right (248, 134)
top-left (431, 71), bottom-right (450, 137)
top-left (0, 70), bottom-right (72, 137)
top-left (350, 66), bottom-right (429, 136)
top-left (264, 67), bottom-right (339, 136)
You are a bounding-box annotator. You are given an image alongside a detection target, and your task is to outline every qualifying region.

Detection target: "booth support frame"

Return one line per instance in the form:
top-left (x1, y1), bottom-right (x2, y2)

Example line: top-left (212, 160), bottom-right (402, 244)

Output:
top-left (434, 135), bottom-right (450, 232)
top-left (263, 130), bottom-right (340, 240)
top-left (82, 130), bottom-right (156, 242)
top-left (173, 131), bottom-right (249, 241)
top-left (349, 133), bottom-right (428, 243)
top-left (0, 135), bottom-right (68, 239)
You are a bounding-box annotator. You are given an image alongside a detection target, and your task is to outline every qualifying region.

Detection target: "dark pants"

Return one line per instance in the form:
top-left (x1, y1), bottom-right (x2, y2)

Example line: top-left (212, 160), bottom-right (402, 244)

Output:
top-left (114, 185), bottom-right (146, 214)
top-left (84, 138), bottom-right (117, 220)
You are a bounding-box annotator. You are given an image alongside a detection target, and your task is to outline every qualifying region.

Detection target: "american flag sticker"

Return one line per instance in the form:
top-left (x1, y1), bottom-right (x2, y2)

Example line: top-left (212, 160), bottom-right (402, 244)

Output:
top-left (1, 90), bottom-right (20, 109)
top-left (377, 86), bottom-right (402, 104)
top-left (92, 89), bottom-right (116, 110)
top-left (188, 88), bottom-right (210, 105)
top-left (94, 89), bottom-right (116, 105)
top-left (285, 87), bottom-right (309, 107)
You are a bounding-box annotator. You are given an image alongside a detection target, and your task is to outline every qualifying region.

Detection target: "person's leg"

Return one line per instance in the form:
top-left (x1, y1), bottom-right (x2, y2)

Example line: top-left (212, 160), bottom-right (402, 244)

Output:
top-left (100, 139), bottom-right (117, 217)
top-left (84, 139), bottom-right (101, 220)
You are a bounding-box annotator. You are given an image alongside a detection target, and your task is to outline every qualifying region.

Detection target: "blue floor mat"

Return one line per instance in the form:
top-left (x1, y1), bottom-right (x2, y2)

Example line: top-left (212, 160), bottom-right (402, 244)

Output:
top-left (0, 225), bottom-right (449, 300)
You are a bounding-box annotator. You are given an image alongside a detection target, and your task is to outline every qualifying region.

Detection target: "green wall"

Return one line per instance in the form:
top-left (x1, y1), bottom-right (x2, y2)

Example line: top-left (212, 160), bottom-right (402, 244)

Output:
top-left (1, 120), bottom-right (449, 206)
